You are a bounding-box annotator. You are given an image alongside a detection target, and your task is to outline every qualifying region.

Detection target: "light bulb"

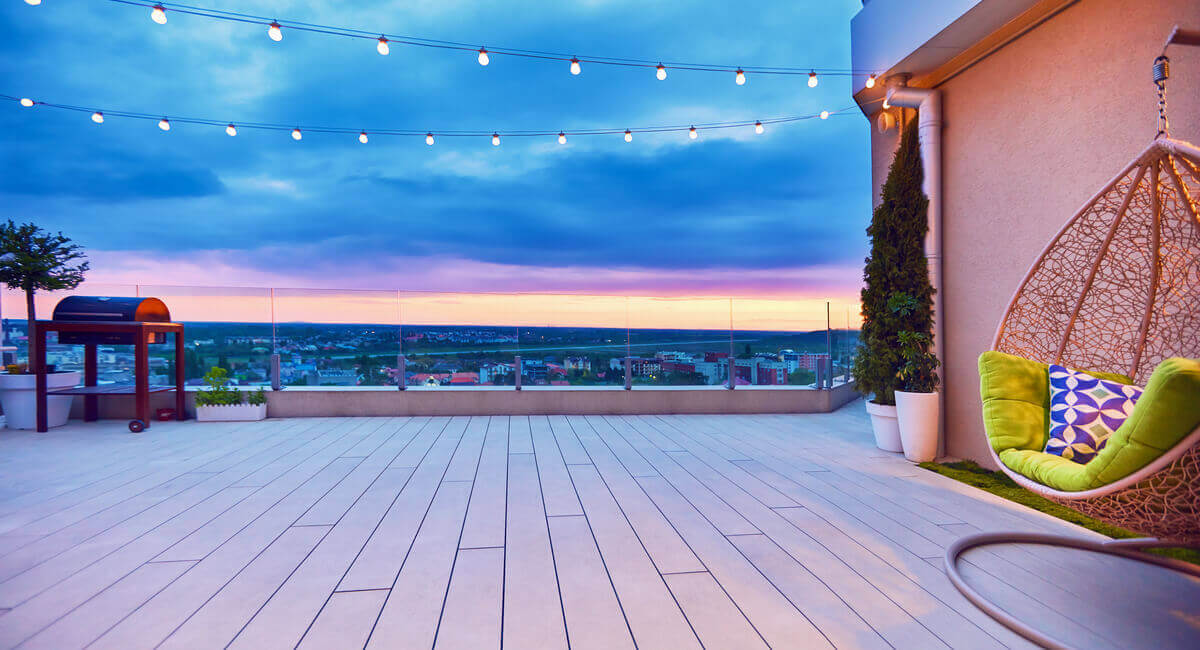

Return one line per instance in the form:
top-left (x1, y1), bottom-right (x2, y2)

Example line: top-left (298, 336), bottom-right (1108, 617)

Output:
top-left (569, 57), bottom-right (581, 75)
top-left (377, 37), bottom-right (389, 56)
top-left (492, 133), bottom-right (500, 146)
top-left (882, 98), bottom-right (890, 110)
top-left (425, 133), bottom-right (434, 145)
top-left (91, 111), bottom-right (104, 124)
top-left (688, 126), bottom-right (697, 140)
top-left (268, 22), bottom-right (283, 42)
top-left (359, 131), bottom-right (369, 144)
top-left (226, 124), bottom-right (237, 137)
top-left (158, 117), bottom-right (170, 131)
top-left (754, 121), bottom-right (764, 135)
top-left (557, 132), bottom-right (566, 144)
top-left (865, 74), bottom-right (876, 89)
top-left (24, 0), bottom-right (42, 6)
top-left (623, 130), bottom-right (632, 143)
top-left (735, 69), bottom-right (745, 85)
top-left (477, 48), bottom-right (489, 66)
top-left (291, 128), bottom-right (302, 141)
top-left (820, 110), bottom-right (829, 120)
top-left (19, 98), bottom-right (33, 107)
top-left (808, 71), bottom-right (818, 88)
top-left (151, 4), bottom-right (166, 24)
top-left (656, 64), bottom-right (666, 81)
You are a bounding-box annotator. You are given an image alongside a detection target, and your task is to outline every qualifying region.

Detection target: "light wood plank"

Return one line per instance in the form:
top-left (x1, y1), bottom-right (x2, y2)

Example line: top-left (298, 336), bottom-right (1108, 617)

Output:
top-left (298, 589), bottom-right (388, 650)
top-left (547, 515), bottom-right (635, 650)
top-left (502, 453), bottom-right (566, 649)
top-left (437, 547), bottom-right (503, 650)
top-left (663, 571), bottom-right (768, 650)
top-left (458, 417), bottom-right (507, 549)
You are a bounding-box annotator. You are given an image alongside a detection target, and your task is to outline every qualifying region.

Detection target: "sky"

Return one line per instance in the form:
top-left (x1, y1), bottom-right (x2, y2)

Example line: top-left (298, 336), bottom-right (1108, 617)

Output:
top-left (1, 0), bottom-right (870, 328)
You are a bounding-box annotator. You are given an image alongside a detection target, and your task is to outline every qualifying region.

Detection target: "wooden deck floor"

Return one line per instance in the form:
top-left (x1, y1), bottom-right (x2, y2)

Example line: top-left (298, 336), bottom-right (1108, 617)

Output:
top-left (0, 404), bottom-right (1186, 649)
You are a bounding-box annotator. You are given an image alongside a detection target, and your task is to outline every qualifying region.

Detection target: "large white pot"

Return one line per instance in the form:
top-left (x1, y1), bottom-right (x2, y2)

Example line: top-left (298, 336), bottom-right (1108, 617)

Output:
top-left (0, 372), bottom-right (81, 430)
top-left (895, 390), bottom-right (940, 463)
top-left (196, 403), bottom-right (266, 422)
top-left (865, 400), bottom-right (903, 452)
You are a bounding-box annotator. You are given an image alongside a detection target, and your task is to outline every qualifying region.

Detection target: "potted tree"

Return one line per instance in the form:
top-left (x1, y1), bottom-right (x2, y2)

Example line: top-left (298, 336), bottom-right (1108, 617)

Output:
top-left (194, 367), bottom-right (267, 422)
top-left (895, 330), bottom-right (940, 462)
top-left (852, 120), bottom-right (935, 452)
top-left (0, 221), bottom-right (89, 430)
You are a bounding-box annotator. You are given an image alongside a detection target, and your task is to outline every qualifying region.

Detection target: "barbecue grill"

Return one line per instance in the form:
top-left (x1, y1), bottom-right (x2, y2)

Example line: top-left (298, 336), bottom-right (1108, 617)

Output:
top-left (33, 296), bottom-right (185, 432)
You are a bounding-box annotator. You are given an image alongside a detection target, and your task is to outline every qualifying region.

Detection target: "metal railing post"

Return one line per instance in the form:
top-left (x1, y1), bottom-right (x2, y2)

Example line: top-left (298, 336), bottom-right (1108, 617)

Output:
top-left (624, 356), bottom-right (632, 390)
top-left (514, 355), bottom-right (522, 391)
top-left (270, 353), bottom-right (281, 391)
top-left (397, 354), bottom-right (406, 391)
top-left (727, 357), bottom-right (736, 389)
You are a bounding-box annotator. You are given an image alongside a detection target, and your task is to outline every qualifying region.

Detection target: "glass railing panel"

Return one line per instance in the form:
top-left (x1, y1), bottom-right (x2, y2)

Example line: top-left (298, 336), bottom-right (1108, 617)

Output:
top-left (624, 296), bottom-right (733, 387)
top-left (398, 291), bottom-right (516, 388)
top-left (731, 296), bottom-right (861, 388)
top-left (272, 288), bottom-right (400, 388)
top-left (512, 293), bottom-right (629, 387)
top-left (1, 283), bottom-right (138, 372)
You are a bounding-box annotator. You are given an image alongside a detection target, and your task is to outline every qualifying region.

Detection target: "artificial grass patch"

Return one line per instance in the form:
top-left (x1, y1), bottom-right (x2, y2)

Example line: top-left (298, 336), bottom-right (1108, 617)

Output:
top-left (920, 460), bottom-right (1200, 565)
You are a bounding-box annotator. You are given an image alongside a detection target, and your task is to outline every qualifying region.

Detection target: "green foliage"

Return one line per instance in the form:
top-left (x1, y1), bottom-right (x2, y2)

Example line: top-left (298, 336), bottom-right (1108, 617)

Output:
top-left (194, 366), bottom-right (244, 407)
top-left (853, 120), bottom-right (935, 405)
top-left (0, 220), bottom-right (89, 298)
top-left (245, 387), bottom-right (267, 406)
top-left (788, 368), bottom-right (817, 386)
top-left (896, 330), bottom-right (940, 393)
top-left (919, 461), bottom-right (1200, 565)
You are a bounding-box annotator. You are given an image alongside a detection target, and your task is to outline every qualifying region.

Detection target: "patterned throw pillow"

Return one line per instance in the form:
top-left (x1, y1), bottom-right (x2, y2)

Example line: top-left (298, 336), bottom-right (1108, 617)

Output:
top-left (1045, 365), bottom-right (1142, 464)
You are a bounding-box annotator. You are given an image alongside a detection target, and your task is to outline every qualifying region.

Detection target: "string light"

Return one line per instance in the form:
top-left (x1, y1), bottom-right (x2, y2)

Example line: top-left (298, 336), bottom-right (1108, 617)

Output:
top-left (656, 64), bottom-right (667, 80)
top-left (91, 111), bottom-right (104, 123)
top-left (24, 0), bottom-right (42, 6)
top-left (150, 4), bottom-right (167, 25)
top-left (3, 94), bottom-right (853, 144)
top-left (808, 71), bottom-right (818, 88)
top-left (477, 47), bottom-right (489, 66)
top-left (376, 36), bottom-right (389, 56)
top-left (688, 126), bottom-right (697, 140)
top-left (268, 21), bottom-right (283, 42)
top-left (882, 98), bottom-right (890, 110)
top-left (291, 127), bottom-right (302, 140)
top-left (492, 133), bottom-right (500, 146)
top-left (569, 57), bottom-right (581, 75)
top-left (865, 74), bottom-right (876, 89)
top-left (735, 69), bottom-right (746, 85)
top-left (359, 131), bottom-right (369, 144)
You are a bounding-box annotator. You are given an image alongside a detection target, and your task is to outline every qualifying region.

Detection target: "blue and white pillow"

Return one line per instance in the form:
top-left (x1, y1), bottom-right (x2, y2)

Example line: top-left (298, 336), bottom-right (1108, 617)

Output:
top-left (1046, 365), bottom-right (1142, 464)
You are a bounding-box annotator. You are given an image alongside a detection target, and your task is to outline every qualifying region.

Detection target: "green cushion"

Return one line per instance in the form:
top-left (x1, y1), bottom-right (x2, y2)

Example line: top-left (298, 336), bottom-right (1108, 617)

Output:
top-left (979, 352), bottom-right (1200, 492)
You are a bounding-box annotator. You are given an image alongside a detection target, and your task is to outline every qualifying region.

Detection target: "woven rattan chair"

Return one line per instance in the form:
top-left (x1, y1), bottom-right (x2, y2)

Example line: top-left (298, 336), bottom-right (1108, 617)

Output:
top-left (944, 28), bottom-right (1200, 649)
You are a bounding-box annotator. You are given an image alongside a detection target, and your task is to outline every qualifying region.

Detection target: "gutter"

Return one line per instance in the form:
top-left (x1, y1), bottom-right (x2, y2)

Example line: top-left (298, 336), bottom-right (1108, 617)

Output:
top-left (885, 81), bottom-right (945, 452)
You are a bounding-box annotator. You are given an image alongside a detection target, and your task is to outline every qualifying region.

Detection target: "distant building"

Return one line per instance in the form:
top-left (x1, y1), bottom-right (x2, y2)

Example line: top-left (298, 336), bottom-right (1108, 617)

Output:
top-left (313, 369), bottom-right (358, 386)
top-left (780, 351), bottom-right (829, 373)
top-left (564, 357), bottom-right (591, 372)
top-left (450, 372), bottom-right (479, 386)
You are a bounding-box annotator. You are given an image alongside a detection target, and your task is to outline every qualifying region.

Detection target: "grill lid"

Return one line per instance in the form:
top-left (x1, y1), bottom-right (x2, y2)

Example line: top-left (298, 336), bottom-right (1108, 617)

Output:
top-left (51, 296), bottom-right (171, 323)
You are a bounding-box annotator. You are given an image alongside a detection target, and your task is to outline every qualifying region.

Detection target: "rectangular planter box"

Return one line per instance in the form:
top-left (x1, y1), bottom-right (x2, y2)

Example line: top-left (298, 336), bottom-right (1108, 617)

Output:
top-left (196, 403), bottom-right (266, 422)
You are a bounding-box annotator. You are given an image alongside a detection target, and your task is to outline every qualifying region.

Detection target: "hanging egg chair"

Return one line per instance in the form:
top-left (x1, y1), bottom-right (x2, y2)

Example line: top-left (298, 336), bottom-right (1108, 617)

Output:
top-left (945, 26), bottom-right (1200, 650)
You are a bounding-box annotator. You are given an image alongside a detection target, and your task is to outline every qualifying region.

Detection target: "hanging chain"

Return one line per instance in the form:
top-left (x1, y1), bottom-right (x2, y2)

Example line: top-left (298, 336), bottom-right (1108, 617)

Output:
top-left (1153, 55), bottom-right (1170, 137)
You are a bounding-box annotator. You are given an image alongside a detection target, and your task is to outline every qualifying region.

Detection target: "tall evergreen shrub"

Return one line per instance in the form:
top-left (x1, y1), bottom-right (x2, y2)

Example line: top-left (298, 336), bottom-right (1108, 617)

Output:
top-left (853, 119), bottom-right (935, 405)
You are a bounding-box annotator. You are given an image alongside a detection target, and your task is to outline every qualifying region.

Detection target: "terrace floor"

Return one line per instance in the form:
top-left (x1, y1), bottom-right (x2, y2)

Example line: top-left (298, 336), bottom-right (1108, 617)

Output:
top-left (0, 405), bottom-right (1194, 649)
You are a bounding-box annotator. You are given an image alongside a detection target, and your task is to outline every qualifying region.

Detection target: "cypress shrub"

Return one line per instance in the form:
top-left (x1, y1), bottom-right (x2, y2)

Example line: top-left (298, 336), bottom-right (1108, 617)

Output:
top-left (852, 118), bottom-right (935, 405)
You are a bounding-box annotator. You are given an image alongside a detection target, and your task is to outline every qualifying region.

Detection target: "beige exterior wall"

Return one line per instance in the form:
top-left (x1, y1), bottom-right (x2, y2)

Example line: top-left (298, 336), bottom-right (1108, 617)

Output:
top-left (867, 0), bottom-right (1200, 465)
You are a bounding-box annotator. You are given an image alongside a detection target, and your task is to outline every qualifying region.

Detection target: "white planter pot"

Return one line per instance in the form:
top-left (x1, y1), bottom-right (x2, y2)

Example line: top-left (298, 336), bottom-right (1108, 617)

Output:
top-left (895, 390), bottom-right (940, 463)
top-left (0, 372), bottom-right (81, 430)
top-left (865, 400), bottom-right (903, 452)
top-left (196, 403), bottom-right (267, 422)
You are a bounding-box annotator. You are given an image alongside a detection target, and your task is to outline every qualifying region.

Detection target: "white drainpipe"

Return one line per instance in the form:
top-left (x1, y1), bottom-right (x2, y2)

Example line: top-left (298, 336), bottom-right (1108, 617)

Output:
top-left (886, 83), bottom-right (944, 452)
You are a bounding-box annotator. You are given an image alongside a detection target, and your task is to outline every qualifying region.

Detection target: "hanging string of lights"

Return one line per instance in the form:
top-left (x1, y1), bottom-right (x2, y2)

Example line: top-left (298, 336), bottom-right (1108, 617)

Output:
top-left (3, 93), bottom-right (852, 144)
top-left (21, 0), bottom-right (880, 90)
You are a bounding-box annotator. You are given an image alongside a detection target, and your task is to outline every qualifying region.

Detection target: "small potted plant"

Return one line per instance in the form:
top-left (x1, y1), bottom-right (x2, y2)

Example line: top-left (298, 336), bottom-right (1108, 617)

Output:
top-left (894, 330), bottom-right (940, 462)
top-left (194, 367), bottom-right (267, 422)
top-left (0, 221), bottom-right (88, 430)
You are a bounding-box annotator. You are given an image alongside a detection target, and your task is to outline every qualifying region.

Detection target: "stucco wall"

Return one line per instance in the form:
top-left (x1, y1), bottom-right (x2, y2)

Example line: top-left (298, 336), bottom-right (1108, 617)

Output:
top-left (868, 0), bottom-right (1200, 465)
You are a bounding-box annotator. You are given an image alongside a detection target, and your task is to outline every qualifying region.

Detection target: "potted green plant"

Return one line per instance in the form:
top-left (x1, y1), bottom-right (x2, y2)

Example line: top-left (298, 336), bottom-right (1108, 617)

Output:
top-left (894, 330), bottom-right (940, 462)
top-left (0, 221), bottom-right (88, 430)
top-left (194, 367), bottom-right (267, 422)
top-left (852, 120), bottom-right (935, 452)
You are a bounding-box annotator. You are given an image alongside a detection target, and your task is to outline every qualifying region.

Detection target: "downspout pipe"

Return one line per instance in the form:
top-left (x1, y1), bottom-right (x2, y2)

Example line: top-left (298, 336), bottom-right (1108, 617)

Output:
top-left (886, 84), bottom-right (945, 453)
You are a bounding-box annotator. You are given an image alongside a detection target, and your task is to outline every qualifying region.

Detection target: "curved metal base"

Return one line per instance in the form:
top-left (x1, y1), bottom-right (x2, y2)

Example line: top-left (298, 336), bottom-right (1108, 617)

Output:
top-left (944, 532), bottom-right (1200, 650)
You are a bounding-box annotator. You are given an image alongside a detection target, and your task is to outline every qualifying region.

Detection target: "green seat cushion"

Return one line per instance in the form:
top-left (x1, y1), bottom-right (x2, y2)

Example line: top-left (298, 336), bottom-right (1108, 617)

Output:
top-left (979, 352), bottom-right (1200, 492)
